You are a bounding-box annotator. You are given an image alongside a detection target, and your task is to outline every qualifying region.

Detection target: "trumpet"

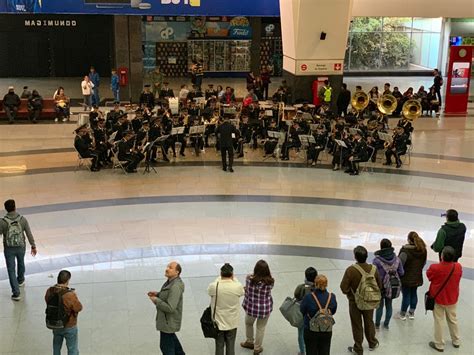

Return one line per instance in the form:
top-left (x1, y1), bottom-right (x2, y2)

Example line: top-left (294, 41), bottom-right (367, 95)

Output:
top-left (402, 99), bottom-right (422, 121)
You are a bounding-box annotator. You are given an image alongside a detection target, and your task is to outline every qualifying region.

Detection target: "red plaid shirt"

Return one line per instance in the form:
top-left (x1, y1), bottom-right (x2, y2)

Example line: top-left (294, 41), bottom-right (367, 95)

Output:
top-left (242, 276), bottom-right (274, 318)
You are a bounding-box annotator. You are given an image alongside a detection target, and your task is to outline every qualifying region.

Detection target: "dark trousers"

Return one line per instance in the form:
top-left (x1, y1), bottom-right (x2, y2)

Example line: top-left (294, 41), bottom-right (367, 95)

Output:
top-left (160, 332), bottom-right (185, 355)
top-left (123, 152), bottom-right (145, 171)
top-left (215, 328), bottom-right (237, 355)
top-left (385, 149), bottom-right (405, 165)
top-left (80, 150), bottom-right (100, 169)
top-left (308, 146), bottom-right (324, 162)
top-left (28, 108), bottom-right (41, 122)
top-left (434, 87), bottom-right (442, 107)
top-left (401, 286), bottom-right (419, 313)
top-left (4, 246), bottom-right (26, 296)
top-left (5, 106), bottom-right (18, 122)
top-left (337, 106), bottom-right (348, 117)
top-left (221, 146), bottom-right (234, 169)
top-left (263, 84), bottom-right (269, 100)
top-left (348, 301), bottom-right (378, 355)
top-left (303, 329), bottom-right (332, 355)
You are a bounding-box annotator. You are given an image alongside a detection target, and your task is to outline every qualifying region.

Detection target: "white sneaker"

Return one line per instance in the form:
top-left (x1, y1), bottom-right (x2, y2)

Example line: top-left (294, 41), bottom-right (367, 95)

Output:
top-left (408, 312), bottom-right (415, 320)
top-left (398, 312), bottom-right (407, 321)
top-left (54, 118), bottom-right (58, 122)
top-left (62, 118), bottom-right (69, 122)
top-left (18, 281), bottom-right (25, 287)
top-left (11, 294), bottom-right (21, 301)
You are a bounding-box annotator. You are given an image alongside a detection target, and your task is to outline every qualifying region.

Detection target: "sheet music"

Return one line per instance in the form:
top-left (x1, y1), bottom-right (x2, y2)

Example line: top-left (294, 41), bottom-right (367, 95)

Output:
top-left (335, 139), bottom-right (347, 148)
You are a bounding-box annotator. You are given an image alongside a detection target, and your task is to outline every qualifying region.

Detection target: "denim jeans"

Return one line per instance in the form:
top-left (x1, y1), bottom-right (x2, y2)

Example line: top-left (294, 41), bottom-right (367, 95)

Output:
top-left (401, 286), bottom-right (419, 314)
top-left (112, 89), bottom-right (120, 102)
top-left (160, 332), bottom-right (185, 355)
top-left (215, 328), bottom-right (237, 355)
top-left (83, 95), bottom-right (91, 110)
top-left (297, 325), bottom-right (305, 353)
top-left (53, 326), bottom-right (79, 355)
top-left (375, 297), bottom-right (393, 327)
top-left (92, 88), bottom-right (100, 106)
top-left (4, 246), bottom-right (25, 296)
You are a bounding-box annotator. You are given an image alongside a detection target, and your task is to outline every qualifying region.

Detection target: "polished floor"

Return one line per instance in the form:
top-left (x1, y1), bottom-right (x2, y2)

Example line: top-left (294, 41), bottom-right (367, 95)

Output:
top-left (0, 84), bottom-right (473, 354)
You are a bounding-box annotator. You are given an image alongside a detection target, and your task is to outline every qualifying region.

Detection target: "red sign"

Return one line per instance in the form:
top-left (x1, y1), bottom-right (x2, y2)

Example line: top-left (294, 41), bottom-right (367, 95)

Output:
top-left (301, 64), bottom-right (307, 71)
top-left (334, 63), bottom-right (342, 71)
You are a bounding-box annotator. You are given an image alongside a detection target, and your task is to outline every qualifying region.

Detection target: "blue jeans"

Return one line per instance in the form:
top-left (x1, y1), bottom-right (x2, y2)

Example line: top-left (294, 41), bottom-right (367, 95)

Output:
top-left (375, 297), bottom-right (393, 327)
top-left (112, 89), bottom-right (120, 102)
top-left (4, 246), bottom-right (25, 296)
top-left (297, 325), bottom-right (305, 353)
top-left (160, 332), bottom-right (185, 355)
top-left (53, 326), bottom-right (79, 355)
top-left (92, 88), bottom-right (100, 106)
top-left (401, 286), bottom-right (418, 314)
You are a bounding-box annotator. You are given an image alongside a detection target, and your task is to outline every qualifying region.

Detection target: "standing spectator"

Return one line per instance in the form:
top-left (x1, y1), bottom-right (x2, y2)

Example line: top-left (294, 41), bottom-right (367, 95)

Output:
top-left (195, 60), bottom-right (204, 91)
top-left (372, 239), bottom-right (404, 330)
top-left (340, 246), bottom-right (381, 355)
top-left (27, 89), bottom-right (43, 123)
top-left (89, 65), bottom-right (100, 106)
top-left (398, 231), bottom-right (427, 320)
top-left (148, 261), bottom-right (185, 355)
top-left (260, 67), bottom-right (271, 100)
top-left (20, 86), bottom-right (31, 99)
top-left (294, 267), bottom-right (318, 355)
top-left (81, 76), bottom-right (94, 111)
top-left (241, 260), bottom-right (274, 355)
top-left (151, 66), bottom-right (164, 99)
top-left (300, 275), bottom-right (338, 355)
top-left (215, 115), bottom-right (239, 173)
top-left (207, 263), bottom-right (245, 355)
top-left (0, 199), bottom-right (37, 301)
top-left (337, 83), bottom-right (351, 116)
top-left (433, 68), bottom-right (443, 110)
top-left (246, 71), bottom-right (256, 91)
top-left (45, 270), bottom-right (83, 355)
top-left (427, 246), bottom-right (462, 352)
top-left (3, 86), bottom-right (20, 124)
top-left (111, 68), bottom-right (120, 103)
top-left (254, 76), bottom-right (264, 101)
top-left (431, 209), bottom-right (466, 262)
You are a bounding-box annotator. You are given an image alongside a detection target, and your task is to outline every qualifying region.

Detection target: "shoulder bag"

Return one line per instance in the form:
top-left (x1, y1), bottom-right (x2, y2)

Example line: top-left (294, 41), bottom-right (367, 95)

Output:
top-left (200, 282), bottom-right (220, 338)
top-left (425, 264), bottom-right (455, 313)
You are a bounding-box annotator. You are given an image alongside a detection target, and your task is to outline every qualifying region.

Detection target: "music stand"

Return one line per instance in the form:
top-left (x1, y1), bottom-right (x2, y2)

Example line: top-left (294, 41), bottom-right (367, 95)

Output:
top-left (229, 118), bottom-right (240, 127)
top-left (263, 131), bottom-right (284, 161)
top-left (143, 136), bottom-right (167, 174)
top-left (171, 126), bottom-right (185, 135)
top-left (335, 139), bottom-right (348, 168)
top-left (349, 128), bottom-right (362, 136)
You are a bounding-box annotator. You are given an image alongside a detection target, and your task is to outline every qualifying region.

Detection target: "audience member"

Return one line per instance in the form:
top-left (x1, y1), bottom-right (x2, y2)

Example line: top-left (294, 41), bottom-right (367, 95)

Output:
top-left (0, 199), bottom-right (37, 301)
top-left (432, 68), bottom-right (443, 108)
top-left (148, 261), bottom-right (185, 355)
top-left (111, 68), bottom-right (120, 102)
top-left (427, 246), bottom-right (462, 352)
top-left (27, 89), bottom-right (42, 123)
top-left (88, 66), bottom-right (100, 106)
top-left (81, 76), bottom-right (94, 111)
top-left (151, 66), bottom-right (164, 98)
top-left (432, 209), bottom-right (466, 262)
top-left (260, 67), bottom-right (271, 100)
top-left (20, 86), bottom-right (31, 99)
top-left (3, 86), bottom-right (21, 124)
top-left (53, 86), bottom-right (70, 122)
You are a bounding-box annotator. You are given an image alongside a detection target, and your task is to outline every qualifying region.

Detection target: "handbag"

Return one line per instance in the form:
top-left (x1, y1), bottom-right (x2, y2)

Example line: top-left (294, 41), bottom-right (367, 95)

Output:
top-left (279, 297), bottom-right (303, 328)
top-left (425, 264), bottom-right (455, 313)
top-left (200, 282), bottom-right (220, 339)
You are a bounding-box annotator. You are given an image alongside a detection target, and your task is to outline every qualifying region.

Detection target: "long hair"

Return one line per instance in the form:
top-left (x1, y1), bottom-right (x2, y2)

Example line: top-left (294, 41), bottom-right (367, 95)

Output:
top-left (407, 231), bottom-right (426, 253)
top-left (251, 259), bottom-right (274, 286)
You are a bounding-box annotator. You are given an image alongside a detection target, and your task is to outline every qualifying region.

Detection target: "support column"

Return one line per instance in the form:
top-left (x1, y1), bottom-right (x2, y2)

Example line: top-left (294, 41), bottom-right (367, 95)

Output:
top-left (250, 17), bottom-right (262, 75)
top-left (280, 0), bottom-right (353, 108)
top-left (114, 15), bottom-right (143, 102)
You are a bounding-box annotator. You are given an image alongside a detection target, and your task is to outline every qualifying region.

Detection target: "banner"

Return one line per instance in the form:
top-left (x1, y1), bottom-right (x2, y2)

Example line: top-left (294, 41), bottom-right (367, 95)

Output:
top-left (0, 0), bottom-right (280, 16)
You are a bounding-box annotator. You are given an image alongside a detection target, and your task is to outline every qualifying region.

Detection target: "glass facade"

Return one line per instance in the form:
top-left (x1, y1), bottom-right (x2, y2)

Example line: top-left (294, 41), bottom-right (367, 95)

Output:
top-left (345, 17), bottom-right (443, 71)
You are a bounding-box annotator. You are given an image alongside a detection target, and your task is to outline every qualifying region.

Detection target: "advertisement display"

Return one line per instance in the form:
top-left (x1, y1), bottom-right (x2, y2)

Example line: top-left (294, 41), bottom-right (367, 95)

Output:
top-left (0, 0), bottom-right (280, 16)
top-left (444, 46), bottom-right (472, 115)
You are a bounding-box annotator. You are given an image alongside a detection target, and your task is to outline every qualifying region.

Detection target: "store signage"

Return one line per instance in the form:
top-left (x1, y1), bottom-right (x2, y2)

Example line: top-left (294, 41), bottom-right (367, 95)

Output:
top-left (294, 59), bottom-right (344, 75)
top-left (301, 64), bottom-right (307, 71)
top-left (24, 19), bottom-right (77, 27)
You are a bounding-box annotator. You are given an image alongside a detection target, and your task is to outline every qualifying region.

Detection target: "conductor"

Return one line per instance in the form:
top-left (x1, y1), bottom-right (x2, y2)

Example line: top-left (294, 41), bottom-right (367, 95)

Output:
top-left (215, 115), bottom-right (239, 172)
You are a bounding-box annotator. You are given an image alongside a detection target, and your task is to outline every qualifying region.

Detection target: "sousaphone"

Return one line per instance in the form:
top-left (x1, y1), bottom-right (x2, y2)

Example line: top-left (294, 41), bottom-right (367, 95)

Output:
top-left (402, 99), bottom-right (422, 121)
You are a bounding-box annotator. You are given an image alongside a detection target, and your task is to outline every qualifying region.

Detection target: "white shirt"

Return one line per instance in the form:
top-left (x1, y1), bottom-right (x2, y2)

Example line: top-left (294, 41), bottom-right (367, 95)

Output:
top-left (207, 277), bottom-right (244, 331)
top-left (179, 88), bottom-right (189, 100)
top-left (81, 80), bottom-right (94, 96)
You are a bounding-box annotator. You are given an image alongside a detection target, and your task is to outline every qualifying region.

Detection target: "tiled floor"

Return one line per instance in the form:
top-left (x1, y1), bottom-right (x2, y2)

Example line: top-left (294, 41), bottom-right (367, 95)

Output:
top-left (0, 77), bottom-right (473, 355)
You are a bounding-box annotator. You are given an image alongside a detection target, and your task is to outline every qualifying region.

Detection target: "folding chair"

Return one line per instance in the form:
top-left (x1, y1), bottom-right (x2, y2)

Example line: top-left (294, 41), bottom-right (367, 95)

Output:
top-left (110, 144), bottom-right (128, 174)
top-left (74, 154), bottom-right (92, 172)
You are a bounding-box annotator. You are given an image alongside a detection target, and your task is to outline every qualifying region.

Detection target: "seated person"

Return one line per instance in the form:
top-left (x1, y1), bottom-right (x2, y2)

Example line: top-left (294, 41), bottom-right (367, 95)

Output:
top-left (281, 121), bottom-right (303, 160)
top-left (427, 86), bottom-right (440, 117)
top-left (345, 132), bottom-right (369, 176)
top-left (307, 127), bottom-right (327, 165)
top-left (263, 120), bottom-right (280, 156)
top-left (117, 130), bottom-right (145, 173)
top-left (53, 87), bottom-right (70, 122)
top-left (27, 89), bottom-right (43, 123)
top-left (139, 84), bottom-right (155, 110)
top-left (74, 124), bottom-right (100, 172)
top-left (159, 82), bottom-right (175, 104)
top-left (3, 86), bottom-right (21, 124)
top-left (384, 127), bottom-right (408, 168)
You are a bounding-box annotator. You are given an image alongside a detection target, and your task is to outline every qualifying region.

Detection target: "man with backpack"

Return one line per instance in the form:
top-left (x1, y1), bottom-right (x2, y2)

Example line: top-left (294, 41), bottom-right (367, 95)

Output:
top-left (340, 246), bottom-right (381, 354)
top-left (372, 239), bottom-right (404, 330)
top-left (0, 199), bottom-right (37, 301)
top-left (45, 270), bottom-right (83, 355)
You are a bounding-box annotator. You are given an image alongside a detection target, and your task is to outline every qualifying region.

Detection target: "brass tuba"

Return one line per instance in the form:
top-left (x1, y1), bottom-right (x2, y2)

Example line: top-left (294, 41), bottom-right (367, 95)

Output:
top-left (377, 94), bottom-right (397, 115)
top-left (402, 99), bottom-right (422, 121)
top-left (351, 91), bottom-right (369, 112)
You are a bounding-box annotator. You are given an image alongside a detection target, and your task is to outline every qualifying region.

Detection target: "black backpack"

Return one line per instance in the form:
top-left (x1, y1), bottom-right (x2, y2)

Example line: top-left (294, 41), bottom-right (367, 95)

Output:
top-left (45, 287), bottom-right (72, 329)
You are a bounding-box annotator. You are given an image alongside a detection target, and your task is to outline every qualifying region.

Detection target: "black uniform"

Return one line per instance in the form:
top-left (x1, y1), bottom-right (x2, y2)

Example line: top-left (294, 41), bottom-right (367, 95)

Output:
top-left (27, 93), bottom-right (42, 122)
top-left (385, 132), bottom-right (408, 167)
top-left (117, 139), bottom-right (145, 172)
top-left (93, 126), bottom-right (110, 164)
top-left (337, 88), bottom-right (351, 116)
top-left (281, 125), bottom-right (303, 160)
top-left (348, 138), bottom-right (369, 174)
top-left (307, 131), bottom-right (327, 163)
top-left (139, 91), bottom-right (155, 109)
top-left (216, 120), bottom-right (239, 171)
top-left (74, 134), bottom-right (100, 170)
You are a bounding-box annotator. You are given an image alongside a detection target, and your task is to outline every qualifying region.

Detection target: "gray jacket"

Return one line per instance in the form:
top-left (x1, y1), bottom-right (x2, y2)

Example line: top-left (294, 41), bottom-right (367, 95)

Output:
top-left (0, 211), bottom-right (36, 248)
top-left (155, 277), bottom-right (185, 333)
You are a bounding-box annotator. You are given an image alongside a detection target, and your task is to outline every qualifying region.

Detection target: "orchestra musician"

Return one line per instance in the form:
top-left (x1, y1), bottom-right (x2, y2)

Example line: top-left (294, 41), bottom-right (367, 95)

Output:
top-left (263, 120), bottom-right (279, 157)
top-left (117, 130), bottom-right (145, 173)
top-left (93, 118), bottom-right (111, 165)
top-left (216, 115), bottom-right (239, 172)
top-left (204, 109), bottom-right (220, 148)
top-left (366, 122), bottom-right (386, 163)
top-left (281, 121), bottom-right (303, 161)
top-left (113, 114), bottom-right (131, 142)
top-left (139, 84), bottom-right (155, 110)
top-left (345, 132), bottom-right (369, 176)
top-left (159, 81), bottom-right (174, 105)
top-left (384, 127), bottom-right (409, 168)
top-left (106, 102), bottom-right (124, 133)
top-left (307, 126), bottom-right (327, 166)
top-left (74, 124), bottom-right (101, 172)
top-left (397, 116), bottom-right (414, 136)
top-left (205, 84), bottom-right (218, 100)
top-left (89, 106), bottom-right (104, 130)
top-left (172, 112), bottom-right (188, 157)
top-left (148, 118), bottom-right (170, 163)
top-left (392, 86), bottom-right (403, 116)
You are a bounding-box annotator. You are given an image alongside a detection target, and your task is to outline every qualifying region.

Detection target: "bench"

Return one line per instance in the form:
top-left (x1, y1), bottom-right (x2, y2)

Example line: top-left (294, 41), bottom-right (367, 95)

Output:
top-left (0, 98), bottom-right (57, 120)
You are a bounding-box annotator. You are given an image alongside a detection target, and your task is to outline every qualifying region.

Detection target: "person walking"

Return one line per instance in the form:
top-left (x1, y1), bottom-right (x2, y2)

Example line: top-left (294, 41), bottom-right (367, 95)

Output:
top-left (432, 68), bottom-right (443, 112)
top-left (294, 267), bottom-right (318, 355)
top-left (207, 263), bottom-right (245, 355)
top-left (427, 246), bottom-right (462, 352)
top-left (300, 274), bottom-right (337, 355)
top-left (397, 231), bottom-right (427, 320)
top-left (148, 261), bottom-right (185, 355)
top-left (1, 199), bottom-right (37, 301)
top-left (340, 246), bottom-right (381, 355)
top-left (45, 270), bottom-right (83, 355)
top-left (372, 239), bottom-right (404, 330)
top-left (241, 260), bottom-right (274, 355)
top-left (81, 76), bottom-right (94, 111)
top-left (89, 66), bottom-right (100, 106)
top-left (216, 116), bottom-right (239, 173)
top-left (336, 83), bottom-right (351, 117)
top-left (111, 68), bottom-right (120, 103)
top-left (431, 209), bottom-right (466, 262)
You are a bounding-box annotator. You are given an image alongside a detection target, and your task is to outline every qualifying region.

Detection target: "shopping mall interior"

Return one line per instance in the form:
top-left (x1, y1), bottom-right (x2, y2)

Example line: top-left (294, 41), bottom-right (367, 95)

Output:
top-left (0, 0), bottom-right (473, 354)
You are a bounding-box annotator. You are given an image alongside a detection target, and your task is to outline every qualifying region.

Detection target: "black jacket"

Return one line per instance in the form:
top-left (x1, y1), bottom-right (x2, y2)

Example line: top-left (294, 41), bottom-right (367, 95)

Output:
top-left (337, 89), bottom-right (351, 108)
top-left (3, 92), bottom-right (20, 108)
top-left (139, 92), bottom-right (155, 109)
top-left (74, 135), bottom-right (92, 158)
top-left (28, 95), bottom-right (43, 110)
top-left (216, 121), bottom-right (239, 148)
top-left (352, 138), bottom-right (369, 161)
top-left (399, 245), bottom-right (427, 287)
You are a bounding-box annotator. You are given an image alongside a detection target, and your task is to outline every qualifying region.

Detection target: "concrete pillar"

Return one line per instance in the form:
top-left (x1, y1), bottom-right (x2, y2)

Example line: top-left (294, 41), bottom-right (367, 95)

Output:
top-left (250, 17), bottom-right (262, 75)
top-left (279, 0), bottom-right (353, 108)
top-left (114, 15), bottom-right (143, 103)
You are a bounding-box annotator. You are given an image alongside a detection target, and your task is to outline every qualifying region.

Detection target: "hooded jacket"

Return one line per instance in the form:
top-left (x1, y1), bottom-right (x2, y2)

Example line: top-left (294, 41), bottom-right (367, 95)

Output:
top-left (399, 244), bottom-right (427, 287)
top-left (432, 221), bottom-right (466, 261)
top-left (372, 247), bottom-right (404, 290)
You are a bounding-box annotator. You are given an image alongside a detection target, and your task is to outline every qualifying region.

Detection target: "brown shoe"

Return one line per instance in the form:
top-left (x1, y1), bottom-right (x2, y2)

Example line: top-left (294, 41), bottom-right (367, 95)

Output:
top-left (240, 341), bottom-right (254, 350)
top-left (253, 349), bottom-right (263, 354)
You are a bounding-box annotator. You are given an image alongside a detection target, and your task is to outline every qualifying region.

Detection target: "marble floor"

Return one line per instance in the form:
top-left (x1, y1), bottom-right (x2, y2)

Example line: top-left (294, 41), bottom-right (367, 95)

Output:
top-left (0, 77), bottom-right (473, 355)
